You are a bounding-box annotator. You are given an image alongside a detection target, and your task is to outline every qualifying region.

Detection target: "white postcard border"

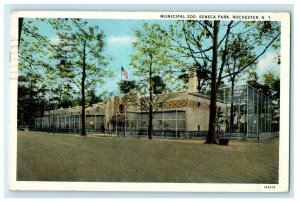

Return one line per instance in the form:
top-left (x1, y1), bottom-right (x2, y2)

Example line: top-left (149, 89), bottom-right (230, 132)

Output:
top-left (8, 11), bottom-right (291, 192)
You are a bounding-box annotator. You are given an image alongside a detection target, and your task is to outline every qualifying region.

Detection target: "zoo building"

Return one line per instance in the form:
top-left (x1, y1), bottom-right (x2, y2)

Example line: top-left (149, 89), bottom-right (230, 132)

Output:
top-left (34, 78), bottom-right (277, 141)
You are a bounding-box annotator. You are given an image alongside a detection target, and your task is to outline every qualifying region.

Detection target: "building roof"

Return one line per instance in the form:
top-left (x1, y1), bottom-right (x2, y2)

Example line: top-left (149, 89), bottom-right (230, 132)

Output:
top-left (44, 103), bottom-right (105, 116)
top-left (43, 90), bottom-right (216, 117)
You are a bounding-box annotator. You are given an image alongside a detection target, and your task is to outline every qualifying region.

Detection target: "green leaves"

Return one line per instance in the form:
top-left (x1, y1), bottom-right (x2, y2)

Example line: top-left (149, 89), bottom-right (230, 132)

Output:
top-left (151, 75), bottom-right (167, 94)
top-left (118, 80), bottom-right (138, 94)
top-left (18, 18), bottom-right (112, 117)
top-left (129, 22), bottom-right (180, 116)
top-left (131, 23), bottom-right (173, 78)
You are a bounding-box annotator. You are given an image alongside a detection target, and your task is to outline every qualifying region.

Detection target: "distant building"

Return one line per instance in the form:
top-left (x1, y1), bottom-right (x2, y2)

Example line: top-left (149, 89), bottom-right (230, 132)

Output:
top-left (34, 73), bottom-right (275, 140)
top-left (34, 72), bottom-right (227, 137)
top-left (35, 90), bottom-right (226, 137)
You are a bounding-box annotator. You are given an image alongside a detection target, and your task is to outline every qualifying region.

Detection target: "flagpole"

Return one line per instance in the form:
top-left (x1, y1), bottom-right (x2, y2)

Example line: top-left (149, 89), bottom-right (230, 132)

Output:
top-left (121, 66), bottom-right (122, 81)
top-left (119, 66), bottom-right (122, 95)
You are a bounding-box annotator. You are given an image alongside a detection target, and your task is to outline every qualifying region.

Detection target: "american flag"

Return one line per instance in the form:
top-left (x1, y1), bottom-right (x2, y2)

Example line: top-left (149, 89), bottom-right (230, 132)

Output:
top-left (121, 66), bottom-right (128, 78)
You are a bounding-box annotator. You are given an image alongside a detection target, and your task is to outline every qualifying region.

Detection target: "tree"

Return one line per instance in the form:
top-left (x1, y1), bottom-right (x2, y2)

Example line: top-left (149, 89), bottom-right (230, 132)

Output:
top-left (167, 21), bottom-right (213, 92)
top-left (206, 20), bottom-right (219, 143)
top-left (247, 71), bottom-right (280, 131)
top-left (167, 20), bottom-right (281, 143)
top-left (17, 75), bottom-right (46, 128)
top-left (264, 73), bottom-right (280, 131)
top-left (130, 23), bottom-right (174, 139)
top-left (18, 19), bottom-right (56, 127)
top-left (119, 80), bottom-right (138, 94)
top-left (18, 18), bottom-right (111, 135)
top-left (48, 18), bottom-right (111, 136)
top-left (152, 75), bottom-right (167, 94)
top-left (224, 33), bottom-right (257, 133)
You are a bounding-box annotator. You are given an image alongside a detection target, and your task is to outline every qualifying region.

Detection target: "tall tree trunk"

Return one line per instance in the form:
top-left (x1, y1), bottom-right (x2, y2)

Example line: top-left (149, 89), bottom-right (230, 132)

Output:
top-left (197, 69), bottom-right (201, 92)
top-left (148, 103), bottom-right (153, 139)
top-left (81, 39), bottom-right (87, 136)
top-left (148, 54), bottom-right (153, 139)
top-left (47, 90), bottom-right (51, 133)
top-left (206, 21), bottom-right (219, 144)
top-left (230, 79), bottom-right (235, 133)
top-left (59, 86), bottom-right (63, 107)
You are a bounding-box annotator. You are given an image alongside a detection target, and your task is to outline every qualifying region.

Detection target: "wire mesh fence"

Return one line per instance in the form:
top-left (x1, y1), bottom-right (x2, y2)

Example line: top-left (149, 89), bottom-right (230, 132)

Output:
top-left (113, 110), bottom-right (186, 138)
top-left (35, 114), bottom-right (105, 133)
top-left (217, 84), bottom-right (273, 137)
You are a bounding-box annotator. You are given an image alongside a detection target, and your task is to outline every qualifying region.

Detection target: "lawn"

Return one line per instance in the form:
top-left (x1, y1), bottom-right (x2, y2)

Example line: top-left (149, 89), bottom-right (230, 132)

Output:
top-left (17, 131), bottom-right (279, 183)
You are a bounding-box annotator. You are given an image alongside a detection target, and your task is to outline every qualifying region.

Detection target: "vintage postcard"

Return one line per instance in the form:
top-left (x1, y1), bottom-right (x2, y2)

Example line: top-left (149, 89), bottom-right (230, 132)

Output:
top-left (8, 11), bottom-right (290, 192)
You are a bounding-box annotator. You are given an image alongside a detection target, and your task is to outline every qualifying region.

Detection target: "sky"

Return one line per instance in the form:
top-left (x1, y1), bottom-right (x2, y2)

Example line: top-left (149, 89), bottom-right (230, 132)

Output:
top-left (20, 18), bottom-right (281, 96)
top-left (88, 19), bottom-right (144, 94)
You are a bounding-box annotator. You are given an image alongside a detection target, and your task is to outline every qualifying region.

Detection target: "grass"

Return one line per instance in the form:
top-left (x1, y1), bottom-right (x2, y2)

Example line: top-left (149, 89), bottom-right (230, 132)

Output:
top-left (17, 131), bottom-right (279, 183)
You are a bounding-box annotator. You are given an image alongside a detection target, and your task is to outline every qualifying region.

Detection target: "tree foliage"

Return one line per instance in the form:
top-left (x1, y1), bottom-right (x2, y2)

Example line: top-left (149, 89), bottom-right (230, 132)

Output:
top-left (166, 20), bottom-right (281, 143)
top-left (18, 18), bottom-right (56, 128)
top-left (119, 80), bottom-right (138, 94)
top-left (17, 75), bottom-right (46, 128)
top-left (18, 18), bottom-right (111, 135)
top-left (248, 72), bottom-right (280, 131)
top-left (130, 23), bottom-right (175, 139)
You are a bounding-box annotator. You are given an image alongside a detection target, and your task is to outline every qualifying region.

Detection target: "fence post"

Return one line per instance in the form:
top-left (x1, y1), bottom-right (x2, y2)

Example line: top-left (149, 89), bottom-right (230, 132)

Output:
top-left (163, 110), bottom-right (165, 138)
top-left (176, 110), bottom-right (178, 138)
top-left (125, 111), bottom-right (126, 137)
top-left (116, 112), bottom-right (118, 137)
top-left (246, 85), bottom-right (249, 139)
